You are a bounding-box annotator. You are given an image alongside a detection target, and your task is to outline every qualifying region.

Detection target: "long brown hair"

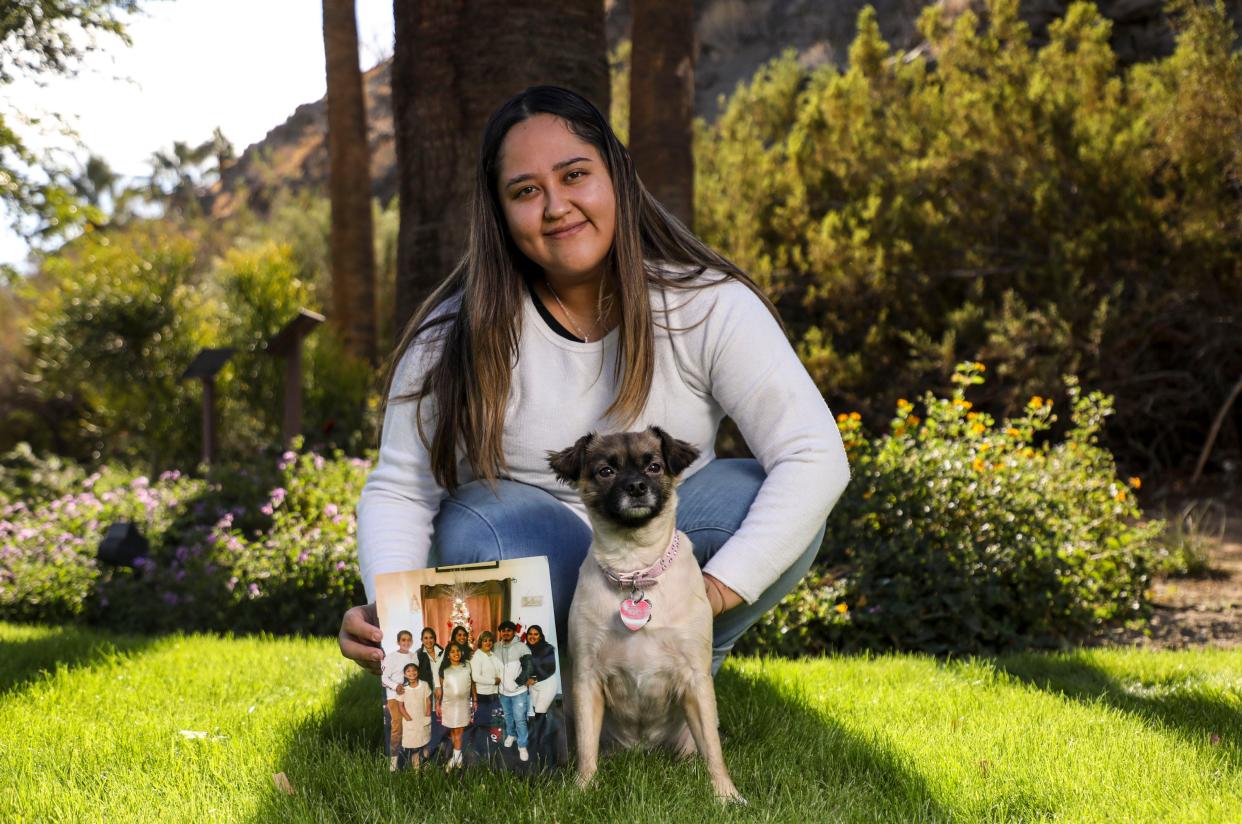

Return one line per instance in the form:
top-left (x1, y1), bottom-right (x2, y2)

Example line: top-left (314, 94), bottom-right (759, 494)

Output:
top-left (380, 85), bottom-right (780, 491)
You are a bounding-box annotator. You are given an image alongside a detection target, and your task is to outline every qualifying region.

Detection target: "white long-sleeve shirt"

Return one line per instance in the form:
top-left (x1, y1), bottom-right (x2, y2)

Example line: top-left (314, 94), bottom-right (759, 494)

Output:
top-left (356, 265), bottom-right (851, 604)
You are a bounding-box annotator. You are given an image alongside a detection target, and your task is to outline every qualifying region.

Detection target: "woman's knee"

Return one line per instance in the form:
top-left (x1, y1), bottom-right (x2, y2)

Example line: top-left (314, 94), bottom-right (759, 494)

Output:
top-left (430, 480), bottom-right (589, 565)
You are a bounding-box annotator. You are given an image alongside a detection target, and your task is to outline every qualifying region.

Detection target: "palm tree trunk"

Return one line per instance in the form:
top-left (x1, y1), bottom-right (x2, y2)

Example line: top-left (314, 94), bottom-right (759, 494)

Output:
top-left (392, 0), bottom-right (609, 334)
top-left (630, 0), bottom-right (696, 229)
top-left (323, 0), bottom-right (378, 364)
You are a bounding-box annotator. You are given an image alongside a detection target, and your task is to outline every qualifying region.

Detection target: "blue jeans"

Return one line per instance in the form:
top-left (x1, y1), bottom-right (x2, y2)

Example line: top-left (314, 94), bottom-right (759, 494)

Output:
top-left (499, 691), bottom-right (530, 747)
top-left (429, 458), bottom-right (826, 674)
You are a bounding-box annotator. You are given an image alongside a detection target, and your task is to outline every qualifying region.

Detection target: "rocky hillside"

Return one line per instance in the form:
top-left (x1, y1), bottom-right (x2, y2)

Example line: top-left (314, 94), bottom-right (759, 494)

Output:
top-left (206, 0), bottom-right (1235, 217)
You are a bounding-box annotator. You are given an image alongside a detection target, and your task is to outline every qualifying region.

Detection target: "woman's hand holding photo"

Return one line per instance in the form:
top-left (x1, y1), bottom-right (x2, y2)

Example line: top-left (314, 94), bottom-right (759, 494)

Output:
top-left (338, 602), bottom-right (383, 675)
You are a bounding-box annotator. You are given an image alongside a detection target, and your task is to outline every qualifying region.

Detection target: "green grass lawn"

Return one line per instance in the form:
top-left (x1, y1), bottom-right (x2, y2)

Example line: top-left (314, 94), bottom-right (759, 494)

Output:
top-left (1, 622), bottom-right (1239, 823)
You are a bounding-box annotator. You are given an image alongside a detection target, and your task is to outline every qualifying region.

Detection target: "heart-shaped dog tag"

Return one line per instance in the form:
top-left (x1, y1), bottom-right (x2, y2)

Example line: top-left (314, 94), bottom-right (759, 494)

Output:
top-left (619, 595), bottom-right (652, 631)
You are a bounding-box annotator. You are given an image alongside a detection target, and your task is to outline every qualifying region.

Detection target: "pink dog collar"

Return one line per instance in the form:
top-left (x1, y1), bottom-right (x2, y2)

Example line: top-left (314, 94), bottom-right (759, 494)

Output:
top-left (599, 533), bottom-right (681, 590)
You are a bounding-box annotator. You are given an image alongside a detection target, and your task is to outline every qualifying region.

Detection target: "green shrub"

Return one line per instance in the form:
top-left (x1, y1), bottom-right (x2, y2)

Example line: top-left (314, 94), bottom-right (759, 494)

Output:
top-left (0, 466), bottom-right (207, 622)
top-left (19, 226), bottom-right (215, 468)
top-left (695, 0), bottom-right (1242, 473)
top-left (0, 444), bottom-right (369, 633)
top-left (0, 442), bottom-right (87, 507)
top-left (739, 362), bottom-right (1163, 655)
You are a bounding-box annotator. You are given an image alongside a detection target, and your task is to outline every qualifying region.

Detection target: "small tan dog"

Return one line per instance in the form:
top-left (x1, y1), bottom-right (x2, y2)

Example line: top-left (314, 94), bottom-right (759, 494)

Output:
top-left (548, 427), bottom-right (743, 803)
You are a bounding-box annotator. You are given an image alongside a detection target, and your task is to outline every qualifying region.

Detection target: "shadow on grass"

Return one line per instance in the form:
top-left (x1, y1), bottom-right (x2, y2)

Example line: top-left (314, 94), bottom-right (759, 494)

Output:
top-left (994, 652), bottom-right (1242, 769)
top-left (0, 624), bottom-right (152, 697)
top-left (250, 662), bottom-right (952, 824)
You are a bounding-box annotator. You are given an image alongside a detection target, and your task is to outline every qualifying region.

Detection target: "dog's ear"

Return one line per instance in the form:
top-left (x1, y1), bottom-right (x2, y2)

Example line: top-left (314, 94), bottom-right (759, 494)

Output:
top-left (651, 426), bottom-right (700, 477)
top-left (546, 433), bottom-right (595, 485)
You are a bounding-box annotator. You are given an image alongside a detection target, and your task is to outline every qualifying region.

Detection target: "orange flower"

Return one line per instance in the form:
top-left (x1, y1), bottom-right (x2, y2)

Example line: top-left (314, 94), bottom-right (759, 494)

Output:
top-left (1030, 396), bottom-right (1045, 409)
top-left (1128, 476), bottom-right (1141, 489)
top-left (849, 411), bottom-right (861, 421)
top-left (836, 413), bottom-right (848, 423)
top-left (834, 603), bottom-right (849, 614)
top-left (972, 457), bottom-right (987, 472)
top-left (971, 423), bottom-right (985, 435)
top-left (1005, 427), bottom-right (1021, 438)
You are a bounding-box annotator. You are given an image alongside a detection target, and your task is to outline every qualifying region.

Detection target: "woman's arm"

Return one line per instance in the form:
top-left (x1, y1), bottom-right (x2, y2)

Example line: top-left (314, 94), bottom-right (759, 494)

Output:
top-left (689, 278), bottom-right (851, 604)
top-left (356, 359), bottom-right (452, 603)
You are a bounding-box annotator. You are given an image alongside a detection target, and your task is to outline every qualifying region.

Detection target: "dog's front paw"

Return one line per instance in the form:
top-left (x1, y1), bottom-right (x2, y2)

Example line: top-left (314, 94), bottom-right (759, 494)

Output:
top-left (575, 768), bottom-right (596, 791)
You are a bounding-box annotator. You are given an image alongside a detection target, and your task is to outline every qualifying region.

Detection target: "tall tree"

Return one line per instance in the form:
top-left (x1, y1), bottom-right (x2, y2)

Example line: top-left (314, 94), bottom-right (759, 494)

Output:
top-left (322, 0), bottom-right (377, 364)
top-left (392, 0), bottom-right (610, 333)
top-left (630, 0), bottom-right (696, 228)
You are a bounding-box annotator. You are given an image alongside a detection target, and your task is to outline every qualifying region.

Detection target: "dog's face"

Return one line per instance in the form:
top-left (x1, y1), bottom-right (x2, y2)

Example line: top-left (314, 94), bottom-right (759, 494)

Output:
top-left (547, 427), bottom-right (700, 528)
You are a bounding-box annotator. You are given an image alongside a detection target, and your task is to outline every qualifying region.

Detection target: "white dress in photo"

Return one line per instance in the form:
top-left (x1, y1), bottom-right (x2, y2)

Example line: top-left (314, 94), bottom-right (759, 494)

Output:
top-left (400, 681), bottom-right (432, 749)
top-left (439, 664), bottom-right (472, 729)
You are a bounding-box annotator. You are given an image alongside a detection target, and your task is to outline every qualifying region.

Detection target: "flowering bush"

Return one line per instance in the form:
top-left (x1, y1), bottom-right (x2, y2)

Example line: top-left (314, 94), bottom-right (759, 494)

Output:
top-left (0, 443), bottom-right (370, 634)
top-left (740, 362), bottom-right (1164, 656)
top-left (0, 467), bottom-right (206, 622)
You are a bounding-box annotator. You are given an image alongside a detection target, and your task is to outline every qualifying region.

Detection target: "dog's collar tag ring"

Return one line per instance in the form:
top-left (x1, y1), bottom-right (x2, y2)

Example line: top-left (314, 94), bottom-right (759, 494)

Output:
top-left (620, 588), bottom-right (652, 631)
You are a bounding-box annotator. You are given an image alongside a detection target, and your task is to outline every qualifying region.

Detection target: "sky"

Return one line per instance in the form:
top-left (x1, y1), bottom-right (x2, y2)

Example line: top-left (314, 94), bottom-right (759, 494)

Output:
top-left (0, 0), bottom-right (395, 268)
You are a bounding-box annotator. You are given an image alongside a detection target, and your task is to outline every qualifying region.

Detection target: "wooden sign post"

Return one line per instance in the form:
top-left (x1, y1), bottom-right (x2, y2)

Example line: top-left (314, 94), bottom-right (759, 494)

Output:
top-left (266, 309), bottom-right (325, 448)
top-left (181, 348), bottom-right (235, 466)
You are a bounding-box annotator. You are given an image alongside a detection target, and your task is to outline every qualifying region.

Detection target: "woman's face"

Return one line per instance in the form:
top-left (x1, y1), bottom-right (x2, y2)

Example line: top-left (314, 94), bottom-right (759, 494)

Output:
top-left (480, 636), bottom-right (493, 652)
top-left (496, 113), bottom-right (617, 284)
top-left (452, 628), bottom-right (468, 645)
top-left (526, 628), bottom-right (541, 645)
top-left (422, 631), bottom-right (435, 649)
top-left (449, 645), bottom-right (462, 664)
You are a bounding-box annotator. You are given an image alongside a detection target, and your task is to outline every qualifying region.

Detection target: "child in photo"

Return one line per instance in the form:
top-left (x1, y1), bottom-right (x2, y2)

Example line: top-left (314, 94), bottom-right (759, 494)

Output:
top-left (438, 641), bottom-right (474, 770)
top-left (398, 662), bottom-right (432, 770)
top-left (380, 629), bottom-right (417, 771)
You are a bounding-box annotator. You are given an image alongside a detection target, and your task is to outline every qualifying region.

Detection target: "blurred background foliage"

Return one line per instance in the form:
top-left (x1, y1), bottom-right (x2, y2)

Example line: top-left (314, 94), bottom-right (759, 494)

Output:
top-left (696, 0), bottom-right (1241, 475)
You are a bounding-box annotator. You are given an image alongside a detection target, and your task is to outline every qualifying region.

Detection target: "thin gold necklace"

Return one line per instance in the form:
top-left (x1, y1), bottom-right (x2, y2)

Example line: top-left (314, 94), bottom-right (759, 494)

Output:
top-left (545, 278), bottom-right (607, 342)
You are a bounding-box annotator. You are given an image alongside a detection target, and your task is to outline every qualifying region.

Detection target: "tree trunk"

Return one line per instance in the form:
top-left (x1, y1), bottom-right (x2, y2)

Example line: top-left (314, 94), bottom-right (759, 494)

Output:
top-left (392, 0), bottom-right (610, 335)
top-left (323, 0), bottom-right (378, 364)
top-left (630, 0), bottom-right (696, 228)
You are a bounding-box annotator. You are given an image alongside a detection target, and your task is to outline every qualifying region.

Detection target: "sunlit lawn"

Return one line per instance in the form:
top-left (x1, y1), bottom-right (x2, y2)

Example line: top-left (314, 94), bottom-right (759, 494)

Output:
top-left (1, 622), bottom-right (1239, 822)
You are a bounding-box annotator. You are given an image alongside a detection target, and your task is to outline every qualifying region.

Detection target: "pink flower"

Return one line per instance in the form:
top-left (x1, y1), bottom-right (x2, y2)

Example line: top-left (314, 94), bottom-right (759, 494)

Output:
top-left (324, 504), bottom-right (338, 518)
top-left (248, 582), bottom-right (261, 598)
top-left (297, 551), bottom-right (310, 563)
top-left (260, 503), bottom-right (274, 516)
top-left (226, 576), bottom-right (238, 591)
top-left (270, 487), bottom-right (287, 504)
top-left (131, 476), bottom-right (149, 489)
top-left (335, 561), bottom-right (347, 572)
top-left (313, 454), bottom-right (325, 470)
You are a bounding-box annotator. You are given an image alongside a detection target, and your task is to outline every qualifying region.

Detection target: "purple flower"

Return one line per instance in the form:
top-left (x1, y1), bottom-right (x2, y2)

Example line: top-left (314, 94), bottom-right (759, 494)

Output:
top-left (260, 503), bottom-right (274, 516)
top-left (313, 454), bottom-right (325, 470)
top-left (248, 582), bottom-right (261, 598)
top-left (323, 504), bottom-right (338, 518)
top-left (335, 560), bottom-right (347, 572)
top-left (270, 487), bottom-right (287, 504)
top-left (131, 476), bottom-right (150, 489)
top-left (162, 591), bottom-right (179, 606)
top-left (297, 551), bottom-right (310, 564)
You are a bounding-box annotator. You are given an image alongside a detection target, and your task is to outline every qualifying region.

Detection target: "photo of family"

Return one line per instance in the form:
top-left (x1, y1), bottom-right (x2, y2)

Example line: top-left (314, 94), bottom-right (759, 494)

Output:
top-left (375, 556), bottom-right (566, 774)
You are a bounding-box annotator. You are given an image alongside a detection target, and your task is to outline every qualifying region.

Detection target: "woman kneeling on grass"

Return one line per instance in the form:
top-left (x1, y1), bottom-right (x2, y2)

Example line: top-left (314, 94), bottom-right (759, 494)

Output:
top-left (338, 84), bottom-right (850, 711)
top-left (398, 662), bottom-right (432, 770)
top-left (438, 642), bottom-right (474, 770)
